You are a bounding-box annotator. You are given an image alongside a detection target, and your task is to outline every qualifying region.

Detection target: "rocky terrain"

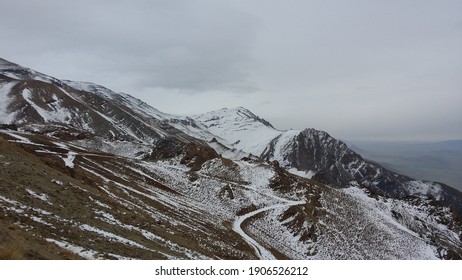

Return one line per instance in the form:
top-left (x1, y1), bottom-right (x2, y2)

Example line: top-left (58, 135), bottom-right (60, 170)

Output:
top-left (1, 58), bottom-right (461, 259)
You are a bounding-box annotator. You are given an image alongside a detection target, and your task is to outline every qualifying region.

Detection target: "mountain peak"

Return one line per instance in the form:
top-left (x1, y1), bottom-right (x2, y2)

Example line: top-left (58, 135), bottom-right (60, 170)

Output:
top-left (230, 106), bottom-right (252, 113)
top-left (198, 106), bottom-right (276, 130)
top-left (203, 106), bottom-right (252, 115)
top-left (192, 107), bottom-right (280, 155)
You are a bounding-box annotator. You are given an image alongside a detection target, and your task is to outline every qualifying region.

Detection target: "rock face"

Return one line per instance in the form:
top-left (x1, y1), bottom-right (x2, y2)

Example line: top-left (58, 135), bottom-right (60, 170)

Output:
top-left (180, 143), bottom-right (219, 171)
top-left (1, 57), bottom-right (462, 260)
top-left (260, 128), bottom-right (462, 218)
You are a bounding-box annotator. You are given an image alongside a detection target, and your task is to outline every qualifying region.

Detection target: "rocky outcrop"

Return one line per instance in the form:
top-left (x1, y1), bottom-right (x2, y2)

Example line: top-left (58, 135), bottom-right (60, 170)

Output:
top-left (180, 142), bottom-right (219, 171)
top-left (263, 128), bottom-right (462, 218)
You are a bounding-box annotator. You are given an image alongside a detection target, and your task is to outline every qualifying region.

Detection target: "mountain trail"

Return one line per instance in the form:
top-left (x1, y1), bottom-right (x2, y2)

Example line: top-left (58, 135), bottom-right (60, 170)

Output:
top-left (233, 200), bottom-right (305, 259)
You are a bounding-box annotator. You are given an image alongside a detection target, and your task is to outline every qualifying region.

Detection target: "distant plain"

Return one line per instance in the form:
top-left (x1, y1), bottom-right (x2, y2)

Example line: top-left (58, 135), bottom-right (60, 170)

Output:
top-left (348, 140), bottom-right (462, 192)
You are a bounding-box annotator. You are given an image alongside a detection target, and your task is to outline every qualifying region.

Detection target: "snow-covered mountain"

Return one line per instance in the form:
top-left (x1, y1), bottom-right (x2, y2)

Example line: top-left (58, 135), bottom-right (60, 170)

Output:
top-left (0, 58), bottom-right (216, 159)
top-left (192, 107), bottom-right (282, 155)
top-left (192, 107), bottom-right (462, 218)
top-left (1, 58), bottom-right (461, 260)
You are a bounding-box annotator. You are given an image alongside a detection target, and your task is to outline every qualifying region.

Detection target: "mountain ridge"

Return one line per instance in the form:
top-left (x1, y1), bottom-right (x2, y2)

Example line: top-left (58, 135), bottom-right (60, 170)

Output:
top-left (191, 107), bottom-right (462, 218)
top-left (1, 58), bottom-right (461, 260)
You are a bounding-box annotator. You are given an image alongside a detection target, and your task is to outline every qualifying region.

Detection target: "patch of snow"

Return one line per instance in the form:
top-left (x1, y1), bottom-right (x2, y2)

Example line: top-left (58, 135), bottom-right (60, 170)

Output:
top-left (30, 216), bottom-right (53, 227)
top-left (79, 223), bottom-right (147, 249)
top-left (270, 130), bottom-right (300, 164)
top-left (3, 131), bottom-right (33, 144)
top-left (89, 196), bottom-right (111, 209)
top-left (407, 181), bottom-right (443, 200)
top-left (46, 238), bottom-right (97, 260)
top-left (21, 88), bottom-right (72, 123)
top-left (0, 81), bottom-right (18, 123)
top-left (51, 179), bottom-right (64, 186)
top-left (52, 141), bottom-right (69, 150)
top-left (287, 167), bottom-right (316, 179)
top-left (0, 195), bottom-right (22, 206)
top-left (208, 141), bottom-right (248, 160)
top-left (62, 151), bottom-right (76, 168)
top-left (26, 188), bottom-right (51, 204)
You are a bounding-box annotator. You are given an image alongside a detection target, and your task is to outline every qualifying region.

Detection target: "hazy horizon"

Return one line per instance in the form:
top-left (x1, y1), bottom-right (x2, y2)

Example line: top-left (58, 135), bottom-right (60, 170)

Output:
top-left (348, 139), bottom-right (462, 192)
top-left (1, 1), bottom-right (461, 141)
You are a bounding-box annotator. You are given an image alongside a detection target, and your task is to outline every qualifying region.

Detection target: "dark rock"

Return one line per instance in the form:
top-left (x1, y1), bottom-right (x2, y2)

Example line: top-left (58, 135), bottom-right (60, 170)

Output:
top-left (219, 185), bottom-right (234, 200)
top-left (0, 124), bottom-right (18, 131)
top-left (180, 142), bottom-right (219, 171)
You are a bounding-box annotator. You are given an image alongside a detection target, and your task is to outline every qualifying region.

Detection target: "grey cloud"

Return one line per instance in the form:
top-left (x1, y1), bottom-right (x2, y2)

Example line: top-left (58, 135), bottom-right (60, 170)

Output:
top-left (1, 0), bottom-right (461, 141)
top-left (0, 0), bottom-right (259, 92)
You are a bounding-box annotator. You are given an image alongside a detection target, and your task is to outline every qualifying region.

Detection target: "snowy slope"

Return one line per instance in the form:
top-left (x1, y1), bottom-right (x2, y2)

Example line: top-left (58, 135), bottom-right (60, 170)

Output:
top-left (192, 107), bottom-right (298, 156)
top-left (1, 58), bottom-right (462, 260)
top-left (3, 129), bottom-right (460, 259)
top-left (0, 59), bottom-right (209, 160)
top-left (64, 80), bottom-right (223, 146)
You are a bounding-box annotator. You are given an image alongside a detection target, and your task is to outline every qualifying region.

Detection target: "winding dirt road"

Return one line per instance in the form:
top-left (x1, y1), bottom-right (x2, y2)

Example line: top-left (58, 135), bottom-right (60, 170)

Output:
top-left (233, 200), bottom-right (305, 259)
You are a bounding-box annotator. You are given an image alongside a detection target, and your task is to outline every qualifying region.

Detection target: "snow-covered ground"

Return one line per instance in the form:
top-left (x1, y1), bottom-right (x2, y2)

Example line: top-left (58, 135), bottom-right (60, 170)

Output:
top-left (3, 127), bottom-right (461, 260)
top-left (0, 81), bottom-right (18, 124)
top-left (1, 60), bottom-right (461, 260)
top-left (192, 107), bottom-right (283, 156)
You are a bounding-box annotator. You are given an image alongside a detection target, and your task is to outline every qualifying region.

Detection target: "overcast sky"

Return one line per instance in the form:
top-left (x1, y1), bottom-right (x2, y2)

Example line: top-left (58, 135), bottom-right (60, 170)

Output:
top-left (1, 0), bottom-right (461, 141)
